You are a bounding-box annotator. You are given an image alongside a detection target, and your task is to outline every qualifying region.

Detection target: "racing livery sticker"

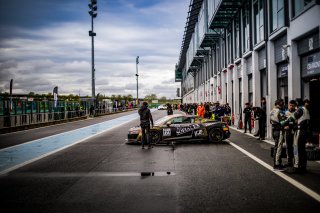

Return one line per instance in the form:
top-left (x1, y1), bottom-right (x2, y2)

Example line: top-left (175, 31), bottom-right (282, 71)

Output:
top-left (194, 130), bottom-right (204, 136)
top-left (163, 128), bottom-right (171, 136)
top-left (176, 124), bottom-right (201, 136)
top-left (176, 127), bottom-right (193, 136)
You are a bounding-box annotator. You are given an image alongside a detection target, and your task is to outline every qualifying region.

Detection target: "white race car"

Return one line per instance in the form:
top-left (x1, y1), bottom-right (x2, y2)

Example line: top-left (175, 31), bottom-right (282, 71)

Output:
top-left (157, 104), bottom-right (168, 110)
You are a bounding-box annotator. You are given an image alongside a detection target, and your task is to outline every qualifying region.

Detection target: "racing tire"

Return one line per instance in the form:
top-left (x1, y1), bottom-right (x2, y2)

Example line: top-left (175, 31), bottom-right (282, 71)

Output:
top-left (150, 130), bottom-right (161, 144)
top-left (208, 128), bottom-right (224, 143)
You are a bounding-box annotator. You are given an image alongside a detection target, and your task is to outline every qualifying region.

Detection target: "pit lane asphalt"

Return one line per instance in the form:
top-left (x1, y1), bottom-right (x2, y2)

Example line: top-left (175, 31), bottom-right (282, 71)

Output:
top-left (0, 110), bottom-right (319, 213)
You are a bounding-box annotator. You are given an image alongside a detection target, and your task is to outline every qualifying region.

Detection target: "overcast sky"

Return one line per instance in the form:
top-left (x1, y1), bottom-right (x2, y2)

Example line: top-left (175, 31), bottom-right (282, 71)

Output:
top-left (0, 0), bottom-right (188, 99)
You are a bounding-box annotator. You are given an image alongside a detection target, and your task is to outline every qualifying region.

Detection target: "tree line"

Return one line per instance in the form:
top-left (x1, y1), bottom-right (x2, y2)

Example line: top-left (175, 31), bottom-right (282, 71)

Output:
top-left (0, 92), bottom-right (169, 102)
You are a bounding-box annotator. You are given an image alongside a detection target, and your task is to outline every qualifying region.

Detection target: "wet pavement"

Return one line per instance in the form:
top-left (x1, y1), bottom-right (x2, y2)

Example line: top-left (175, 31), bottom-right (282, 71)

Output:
top-left (0, 110), bottom-right (319, 212)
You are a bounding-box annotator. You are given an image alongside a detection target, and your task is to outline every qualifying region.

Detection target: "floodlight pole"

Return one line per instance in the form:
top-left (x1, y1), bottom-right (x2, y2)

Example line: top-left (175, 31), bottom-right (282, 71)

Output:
top-left (91, 15), bottom-right (95, 101)
top-left (88, 0), bottom-right (97, 103)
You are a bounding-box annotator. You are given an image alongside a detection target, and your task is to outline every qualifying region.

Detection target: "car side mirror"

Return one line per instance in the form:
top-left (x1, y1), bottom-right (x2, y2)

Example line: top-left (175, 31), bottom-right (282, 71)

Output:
top-left (166, 121), bottom-right (172, 127)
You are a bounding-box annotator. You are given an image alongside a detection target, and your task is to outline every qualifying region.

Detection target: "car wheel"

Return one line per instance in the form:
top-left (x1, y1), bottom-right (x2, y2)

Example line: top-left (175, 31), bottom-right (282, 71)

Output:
top-left (150, 130), bottom-right (161, 144)
top-left (208, 128), bottom-right (223, 143)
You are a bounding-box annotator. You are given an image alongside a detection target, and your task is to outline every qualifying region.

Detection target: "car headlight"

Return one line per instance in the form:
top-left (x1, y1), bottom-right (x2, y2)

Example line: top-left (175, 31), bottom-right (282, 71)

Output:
top-left (129, 130), bottom-right (141, 135)
top-left (222, 124), bottom-right (229, 131)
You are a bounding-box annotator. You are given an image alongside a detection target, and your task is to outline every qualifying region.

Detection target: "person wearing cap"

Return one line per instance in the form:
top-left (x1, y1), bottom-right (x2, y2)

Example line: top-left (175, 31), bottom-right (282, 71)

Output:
top-left (138, 102), bottom-right (154, 149)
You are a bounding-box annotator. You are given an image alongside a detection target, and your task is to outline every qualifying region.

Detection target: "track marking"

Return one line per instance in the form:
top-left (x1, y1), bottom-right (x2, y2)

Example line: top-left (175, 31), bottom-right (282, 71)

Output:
top-left (226, 139), bottom-right (320, 203)
top-left (0, 110), bottom-right (155, 175)
top-left (0, 110), bottom-right (137, 136)
top-left (229, 126), bottom-right (275, 145)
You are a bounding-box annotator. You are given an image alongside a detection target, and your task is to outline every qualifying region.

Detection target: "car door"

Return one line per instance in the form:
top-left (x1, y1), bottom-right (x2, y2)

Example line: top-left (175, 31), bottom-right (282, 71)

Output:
top-left (169, 116), bottom-right (194, 139)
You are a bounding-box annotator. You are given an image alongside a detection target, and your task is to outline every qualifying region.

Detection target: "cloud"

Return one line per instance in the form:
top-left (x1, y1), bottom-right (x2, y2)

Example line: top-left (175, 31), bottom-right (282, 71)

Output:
top-left (0, 0), bottom-right (187, 98)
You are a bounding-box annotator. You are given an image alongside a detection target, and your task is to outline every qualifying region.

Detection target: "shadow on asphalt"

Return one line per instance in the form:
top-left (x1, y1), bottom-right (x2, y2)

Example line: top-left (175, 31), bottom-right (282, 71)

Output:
top-left (126, 140), bottom-right (230, 146)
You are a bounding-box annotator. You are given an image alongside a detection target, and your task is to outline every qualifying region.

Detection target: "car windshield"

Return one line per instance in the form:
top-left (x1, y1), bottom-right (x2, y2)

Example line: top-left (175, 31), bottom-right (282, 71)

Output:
top-left (154, 116), bottom-right (172, 125)
top-left (154, 115), bottom-right (195, 125)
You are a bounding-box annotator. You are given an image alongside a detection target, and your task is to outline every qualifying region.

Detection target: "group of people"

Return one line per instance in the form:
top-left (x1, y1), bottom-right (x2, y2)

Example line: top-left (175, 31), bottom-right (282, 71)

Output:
top-left (271, 98), bottom-right (311, 173)
top-left (242, 97), bottom-right (267, 140)
top-left (179, 102), bottom-right (231, 121)
top-left (137, 101), bottom-right (232, 149)
top-left (138, 98), bottom-right (312, 173)
top-left (242, 97), bottom-right (312, 173)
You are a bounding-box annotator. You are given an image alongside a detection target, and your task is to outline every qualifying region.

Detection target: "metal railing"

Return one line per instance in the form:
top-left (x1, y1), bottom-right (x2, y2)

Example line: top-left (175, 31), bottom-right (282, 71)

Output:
top-left (0, 107), bottom-right (135, 129)
top-left (0, 110), bottom-right (88, 129)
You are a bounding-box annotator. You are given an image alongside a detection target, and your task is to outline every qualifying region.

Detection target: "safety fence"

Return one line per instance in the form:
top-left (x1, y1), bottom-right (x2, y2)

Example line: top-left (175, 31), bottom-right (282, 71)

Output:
top-left (0, 107), bottom-right (135, 131)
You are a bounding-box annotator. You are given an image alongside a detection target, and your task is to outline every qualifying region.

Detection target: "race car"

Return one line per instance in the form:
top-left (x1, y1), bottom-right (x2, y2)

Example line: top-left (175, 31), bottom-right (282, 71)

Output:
top-left (127, 114), bottom-right (230, 144)
top-left (157, 104), bottom-right (168, 110)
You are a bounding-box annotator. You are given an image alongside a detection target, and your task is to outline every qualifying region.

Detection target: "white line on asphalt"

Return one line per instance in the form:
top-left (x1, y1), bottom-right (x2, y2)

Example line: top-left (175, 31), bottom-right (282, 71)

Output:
top-left (0, 118), bottom-right (88, 136)
top-left (0, 109), bottom-right (158, 175)
top-left (316, 161), bottom-right (320, 164)
top-left (0, 110), bottom-right (137, 136)
top-left (0, 114), bottom-right (141, 176)
top-left (0, 111), bottom-right (140, 152)
top-left (226, 139), bottom-right (320, 203)
top-left (229, 126), bottom-right (275, 145)
top-left (1, 123), bottom-right (125, 176)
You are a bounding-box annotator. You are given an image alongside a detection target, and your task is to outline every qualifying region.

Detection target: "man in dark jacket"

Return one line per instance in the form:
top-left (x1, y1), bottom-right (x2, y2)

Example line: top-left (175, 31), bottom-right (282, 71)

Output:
top-left (138, 102), bottom-right (154, 149)
top-left (243, 103), bottom-right (252, 133)
top-left (167, 103), bottom-right (173, 115)
top-left (259, 97), bottom-right (267, 140)
top-left (253, 98), bottom-right (267, 140)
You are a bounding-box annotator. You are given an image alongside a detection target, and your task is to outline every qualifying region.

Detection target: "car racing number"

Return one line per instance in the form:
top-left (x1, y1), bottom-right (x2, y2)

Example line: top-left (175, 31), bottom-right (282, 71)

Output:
top-left (194, 129), bottom-right (204, 137)
top-left (163, 128), bottom-right (171, 137)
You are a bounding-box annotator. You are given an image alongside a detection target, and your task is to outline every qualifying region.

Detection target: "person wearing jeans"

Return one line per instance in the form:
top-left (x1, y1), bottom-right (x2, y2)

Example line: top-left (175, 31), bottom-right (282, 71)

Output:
top-left (138, 102), bottom-right (154, 149)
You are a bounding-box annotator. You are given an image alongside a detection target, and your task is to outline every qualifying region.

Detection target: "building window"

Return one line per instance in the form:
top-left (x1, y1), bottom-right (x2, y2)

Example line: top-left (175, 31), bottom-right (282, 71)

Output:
top-left (271, 0), bottom-right (285, 32)
top-left (277, 77), bottom-right (288, 105)
top-left (216, 45), bottom-right (220, 73)
top-left (234, 19), bottom-right (240, 59)
top-left (277, 63), bottom-right (288, 105)
top-left (260, 69), bottom-right (268, 98)
top-left (225, 82), bottom-right (228, 103)
top-left (239, 78), bottom-right (242, 113)
top-left (254, 0), bottom-right (264, 44)
top-left (213, 45), bottom-right (217, 75)
top-left (227, 30), bottom-right (232, 64)
top-left (248, 74), bottom-right (253, 105)
top-left (292, 0), bottom-right (314, 17)
top-left (221, 36), bottom-right (226, 69)
top-left (242, 3), bottom-right (251, 52)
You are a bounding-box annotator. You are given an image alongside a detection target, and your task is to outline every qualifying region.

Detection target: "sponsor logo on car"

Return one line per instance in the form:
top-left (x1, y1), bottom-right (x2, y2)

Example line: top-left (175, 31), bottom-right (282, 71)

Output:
top-left (194, 129), bottom-right (204, 136)
top-left (163, 128), bottom-right (171, 136)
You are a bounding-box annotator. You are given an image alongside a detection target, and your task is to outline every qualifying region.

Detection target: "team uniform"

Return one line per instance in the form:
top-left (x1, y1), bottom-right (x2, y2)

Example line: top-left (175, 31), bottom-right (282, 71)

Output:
top-left (292, 106), bottom-right (310, 171)
top-left (284, 109), bottom-right (296, 167)
top-left (270, 106), bottom-right (286, 169)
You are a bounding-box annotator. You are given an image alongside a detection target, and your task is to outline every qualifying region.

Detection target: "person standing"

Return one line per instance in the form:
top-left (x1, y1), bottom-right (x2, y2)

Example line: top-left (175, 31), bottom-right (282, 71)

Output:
top-left (283, 100), bottom-right (297, 168)
top-left (224, 103), bottom-right (231, 116)
top-left (204, 102), bottom-right (210, 118)
top-left (243, 103), bottom-right (252, 133)
top-left (259, 97), bottom-right (267, 140)
top-left (90, 105), bottom-right (94, 116)
top-left (4, 107), bottom-right (11, 127)
top-left (252, 106), bottom-right (261, 136)
top-left (199, 103), bottom-right (205, 118)
top-left (167, 103), bottom-right (173, 115)
top-left (282, 99), bottom-right (311, 173)
top-left (270, 99), bottom-right (286, 170)
top-left (138, 102), bottom-right (154, 149)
